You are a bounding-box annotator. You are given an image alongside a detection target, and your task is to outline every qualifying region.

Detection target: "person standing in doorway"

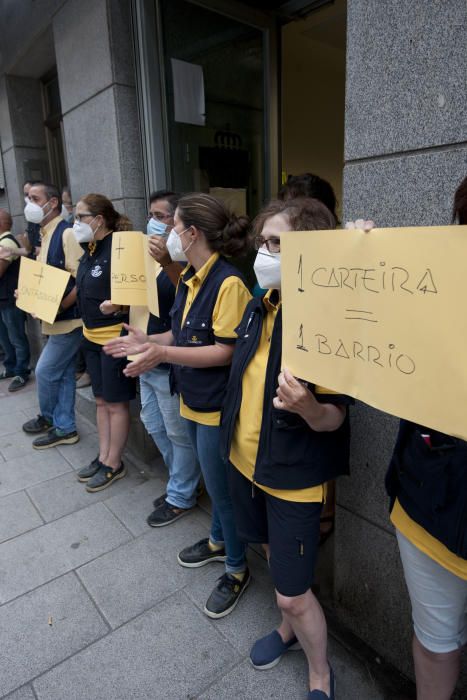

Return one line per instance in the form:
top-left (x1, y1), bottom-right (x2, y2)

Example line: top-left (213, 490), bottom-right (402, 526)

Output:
top-left (22, 183), bottom-right (82, 449)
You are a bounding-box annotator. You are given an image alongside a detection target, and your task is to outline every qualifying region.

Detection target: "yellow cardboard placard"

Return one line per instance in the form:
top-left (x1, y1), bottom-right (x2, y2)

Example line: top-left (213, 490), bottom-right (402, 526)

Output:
top-left (16, 257), bottom-right (70, 324)
top-left (110, 231), bottom-right (160, 314)
top-left (281, 226), bottom-right (467, 440)
top-left (127, 305), bottom-right (150, 361)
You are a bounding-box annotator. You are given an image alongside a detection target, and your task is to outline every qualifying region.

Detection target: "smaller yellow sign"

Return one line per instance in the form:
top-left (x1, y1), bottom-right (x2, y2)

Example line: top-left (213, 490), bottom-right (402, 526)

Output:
top-left (111, 231), bottom-right (147, 306)
top-left (111, 231), bottom-right (160, 312)
top-left (16, 257), bottom-right (70, 324)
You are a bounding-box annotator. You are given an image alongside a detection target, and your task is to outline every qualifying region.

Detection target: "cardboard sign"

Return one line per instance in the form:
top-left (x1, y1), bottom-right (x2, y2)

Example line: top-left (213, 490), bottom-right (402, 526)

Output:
top-left (111, 231), bottom-right (160, 314)
top-left (16, 257), bottom-right (70, 324)
top-left (281, 225), bottom-right (467, 440)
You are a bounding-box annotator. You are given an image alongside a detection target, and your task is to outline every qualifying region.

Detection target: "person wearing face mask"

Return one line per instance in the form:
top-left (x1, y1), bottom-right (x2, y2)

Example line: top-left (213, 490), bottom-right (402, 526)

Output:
top-left (104, 192), bottom-right (252, 617)
top-left (139, 190), bottom-right (201, 527)
top-left (73, 194), bottom-right (135, 492)
top-left (61, 186), bottom-right (75, 225)
top-left (219, 198), bottom-right (353, 700)
top-left (22, 180), bottom-right (42, 259)
top-left (21, 182), bottom-right (83, 449)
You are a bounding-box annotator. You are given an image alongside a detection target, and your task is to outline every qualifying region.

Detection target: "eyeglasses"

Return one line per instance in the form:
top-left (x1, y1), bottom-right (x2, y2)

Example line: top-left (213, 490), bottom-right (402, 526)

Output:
top-left (147, 212), bottom-right (172, 222)
top-left (253, 235), bottom-right (281, 254)
top-left (74, 213), bottom-right (94, 222)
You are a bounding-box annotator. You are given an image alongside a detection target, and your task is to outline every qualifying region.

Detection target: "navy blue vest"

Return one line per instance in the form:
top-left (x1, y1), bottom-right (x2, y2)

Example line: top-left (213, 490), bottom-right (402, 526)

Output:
top-left (220, 295), bottom-right (352, 490)
top-left (0, 233), bottom-right (20, 308)
top-left (170, 257), bottom-right (243, 412)
top-left (46, 220), bottom-right (80, 321)
top-left (386, 420), bottom-right (467, 558)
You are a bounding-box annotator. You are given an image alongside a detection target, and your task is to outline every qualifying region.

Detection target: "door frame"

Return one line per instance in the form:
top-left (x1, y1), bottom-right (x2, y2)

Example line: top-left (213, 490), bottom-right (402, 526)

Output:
top-left (131, 0), bottom-right (280, 203)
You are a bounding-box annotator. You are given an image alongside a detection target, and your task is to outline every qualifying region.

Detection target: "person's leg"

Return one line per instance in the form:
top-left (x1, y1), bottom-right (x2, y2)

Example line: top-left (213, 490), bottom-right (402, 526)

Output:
top-left (95, 396), bottom-right (111, 464)
top-left (148, 370), bottom-right (200, 509)
top-left (194, 422), bottom-right (246, 574)
top-left (0, 309), bottom-right (17, 375)
top-left (412, 636), bottom-right (461, 700)
top-left (140, 371), bottom-right (175, 477)
top-left (0, 306), bottom-right (30, 377)
top-left (51, 327), bottom-right (82, 433)
top-left (265, 496), bottom-right (331, 694)
top-left (106, 401), bottom-right (131, 469)
top-left (396, 529), bottom-right (467, 700)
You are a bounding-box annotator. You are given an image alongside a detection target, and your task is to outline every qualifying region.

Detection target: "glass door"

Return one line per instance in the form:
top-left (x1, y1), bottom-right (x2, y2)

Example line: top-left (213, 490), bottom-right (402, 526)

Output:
top-left (132, 0), bottom-right (279, 215)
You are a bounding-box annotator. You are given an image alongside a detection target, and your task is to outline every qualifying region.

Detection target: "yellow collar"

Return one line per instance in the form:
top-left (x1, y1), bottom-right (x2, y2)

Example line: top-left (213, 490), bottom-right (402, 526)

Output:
top-left (182, 252), bottom-right (220, 287)
top-left (263, 288), bottom-right (281, 311)
top-left (41, 215), bottom-right (66, 239)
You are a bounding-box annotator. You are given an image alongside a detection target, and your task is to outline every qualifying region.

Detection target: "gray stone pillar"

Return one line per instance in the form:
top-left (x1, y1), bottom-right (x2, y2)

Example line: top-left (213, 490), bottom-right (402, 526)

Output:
top-left (0, 75), bottom-right (50, 233)
top-left (53, 0), bottom-right (146, 229)
top-left (339, 0), bottom-right (467, 691)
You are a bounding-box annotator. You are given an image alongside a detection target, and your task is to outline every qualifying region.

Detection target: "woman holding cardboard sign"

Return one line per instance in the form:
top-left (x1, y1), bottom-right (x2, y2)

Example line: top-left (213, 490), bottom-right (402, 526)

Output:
top-left (74, 194), bottom-right (136, 492)
top-left (219, 198), bottom-right (353, 700)
top-left (104, 193), bottom-right (252, 619)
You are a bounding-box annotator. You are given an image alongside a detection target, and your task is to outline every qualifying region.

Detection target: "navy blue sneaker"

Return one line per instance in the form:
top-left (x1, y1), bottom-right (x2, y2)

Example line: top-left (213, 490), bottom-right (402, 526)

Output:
top-left (307, 665), bottom-right (335, 699)
top-left (250, 630), bottom-right (301, 670)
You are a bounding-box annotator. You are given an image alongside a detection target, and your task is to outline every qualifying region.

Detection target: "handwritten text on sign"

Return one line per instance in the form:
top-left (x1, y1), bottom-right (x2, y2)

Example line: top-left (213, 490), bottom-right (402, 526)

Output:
top-left (16, 257), bottom-right (70, 324)
top-left (111, 231), bottom-right (160, 314)
top-left (281, 226), bottom-right (467, 440)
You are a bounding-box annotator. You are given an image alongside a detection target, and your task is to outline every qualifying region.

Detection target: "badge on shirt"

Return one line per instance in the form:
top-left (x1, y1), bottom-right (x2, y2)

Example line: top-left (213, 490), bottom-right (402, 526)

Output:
top-left (91, 265), bottom-right (103, 277)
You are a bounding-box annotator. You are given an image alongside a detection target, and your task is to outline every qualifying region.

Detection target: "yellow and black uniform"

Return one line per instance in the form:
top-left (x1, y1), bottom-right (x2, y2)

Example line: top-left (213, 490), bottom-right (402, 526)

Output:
top-left (386, 422), bottom-right (467, 579)
top-left (171, 252), bottom-right (251, 427)
top-left (220, 291), bottom-right (352, 596)
top-left (38, 216), bottom-right (82, 336)
top-left (170, 252), bottom-right (251, 576)
top-left (76, 233), bottom-right (135, 403)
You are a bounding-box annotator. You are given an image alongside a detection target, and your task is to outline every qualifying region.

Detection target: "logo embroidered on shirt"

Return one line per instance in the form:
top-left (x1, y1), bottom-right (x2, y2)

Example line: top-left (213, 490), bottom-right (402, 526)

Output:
top-left (91, 265), bottom-right (103, 277)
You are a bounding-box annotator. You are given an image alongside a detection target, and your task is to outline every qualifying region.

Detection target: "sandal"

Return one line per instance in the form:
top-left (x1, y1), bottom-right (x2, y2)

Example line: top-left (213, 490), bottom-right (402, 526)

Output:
top-left (319, 515), bottom-right (335, 547)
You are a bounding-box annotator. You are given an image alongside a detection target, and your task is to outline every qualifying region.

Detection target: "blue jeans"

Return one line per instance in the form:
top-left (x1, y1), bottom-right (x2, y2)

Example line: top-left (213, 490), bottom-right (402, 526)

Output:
top-left (140, 368), bottom-right (200, 509)
top-left (183, 418), bottom-right (247, 574)
top-left (35, 327), bottom-right (82, 433)
top-left (0, 305), bottom-right (30, 377)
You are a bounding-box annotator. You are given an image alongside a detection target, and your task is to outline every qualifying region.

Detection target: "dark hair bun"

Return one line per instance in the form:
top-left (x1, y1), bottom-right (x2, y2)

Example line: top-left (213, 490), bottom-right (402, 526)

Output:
top-left (220, 214), bottom-right (250, 257)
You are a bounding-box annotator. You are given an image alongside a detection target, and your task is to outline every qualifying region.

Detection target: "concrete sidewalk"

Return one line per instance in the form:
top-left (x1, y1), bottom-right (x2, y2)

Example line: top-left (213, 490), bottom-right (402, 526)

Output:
top-left (0, 376), bottom-right (414, 700)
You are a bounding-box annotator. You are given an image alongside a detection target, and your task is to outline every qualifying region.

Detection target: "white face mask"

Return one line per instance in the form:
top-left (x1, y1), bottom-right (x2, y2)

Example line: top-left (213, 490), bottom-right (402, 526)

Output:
top-left (61, 204), bottom-right (70, 220)
top-left (73, 217), bottom-right (99, 244)
top-left (24, 200), bottom-right (50, 224)
top-left (166, 227), bottom-right (192, 261)
top-left (253, 248), bottom-right (281, 289)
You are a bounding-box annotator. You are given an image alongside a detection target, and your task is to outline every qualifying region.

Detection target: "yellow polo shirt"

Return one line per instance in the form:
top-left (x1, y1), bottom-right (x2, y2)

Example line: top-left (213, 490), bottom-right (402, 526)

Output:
top-left (38, 216), bottom-right (83, 335)
top-left (179, 252), bottom-right (251, 427)
top-left (230, 290), bottom-right (333, 503)
top-left (391, 499), bottom-right (467, 579)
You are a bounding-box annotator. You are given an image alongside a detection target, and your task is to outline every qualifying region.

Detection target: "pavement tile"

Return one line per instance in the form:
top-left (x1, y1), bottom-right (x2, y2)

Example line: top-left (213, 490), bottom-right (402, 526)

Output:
top-left (55, 434), bottom-right (102, 470)
top-left (27, 467), bottom-right (147, 523)
top-left (104, 478), bottom-right (169, 536)
top-left (0, 491), bottom-right (43, 544)
top-left (0, 411), bottom-right (33, 438)
top-left (33, 590), bottom-right (240, 700)
top-left (3, 685), bottom-right (36, 700)
top-left (183, 548), bottom-right (280, 654)
top-left (0, 573), bottom-right (108, 697)
top-left (0, 502), bottom-right (132, 603)
top-left (198, 634), bottom-right (387, 700)
top-left (0, 451), bottom-right (73, 498)
top-left (0, 429), bottom-right (36, 460)
top-left (77, 514), bottom-right (211, 628)
top-left (0, 393), bottom-right (39, 417)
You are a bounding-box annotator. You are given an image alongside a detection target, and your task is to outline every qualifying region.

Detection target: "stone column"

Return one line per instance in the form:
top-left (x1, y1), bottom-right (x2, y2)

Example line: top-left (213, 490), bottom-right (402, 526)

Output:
top-left (53, 0), bottom-right (146, 229)
top-left (338, 0), bottom-right (467, 690)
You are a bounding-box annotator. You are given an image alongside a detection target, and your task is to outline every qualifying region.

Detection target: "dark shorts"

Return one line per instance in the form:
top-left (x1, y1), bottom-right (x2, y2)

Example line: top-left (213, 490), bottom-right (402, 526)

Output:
top-left (81, 337), bottom-right (136, 403)
top-left (229, 464), bottom-right (322, 597)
